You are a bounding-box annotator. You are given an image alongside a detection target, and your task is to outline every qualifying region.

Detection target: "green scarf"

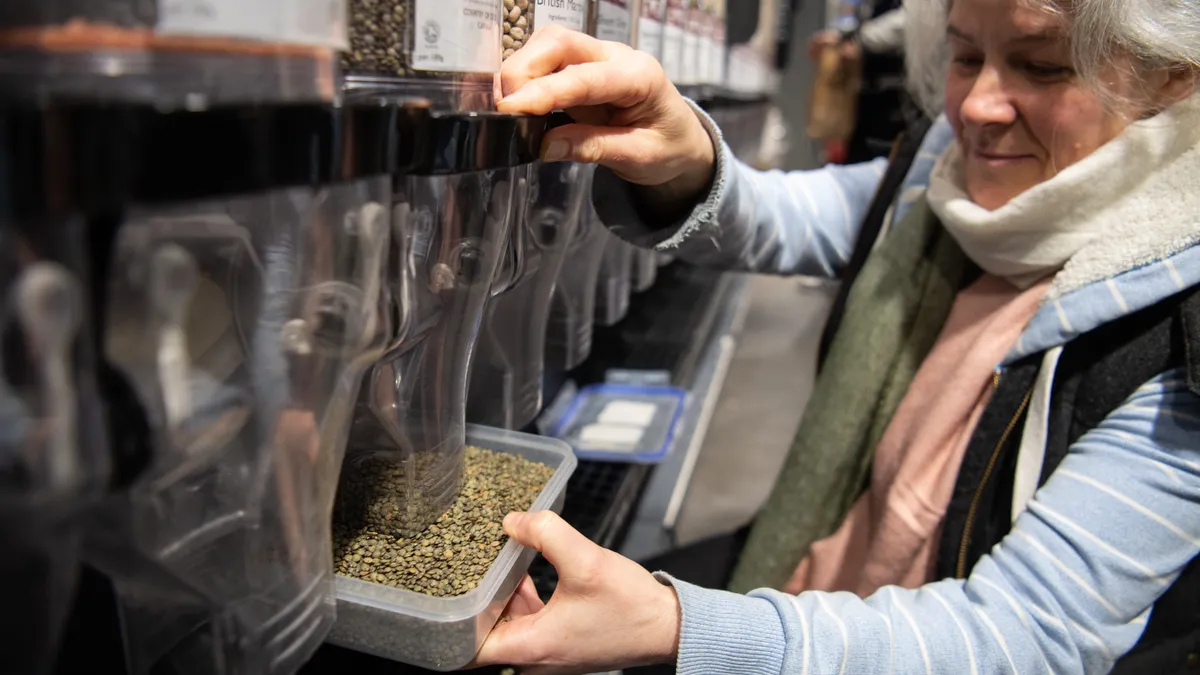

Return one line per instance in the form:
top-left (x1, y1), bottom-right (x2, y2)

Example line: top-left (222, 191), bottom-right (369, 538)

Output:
top-left (729, 198), bottom-right (970, 593)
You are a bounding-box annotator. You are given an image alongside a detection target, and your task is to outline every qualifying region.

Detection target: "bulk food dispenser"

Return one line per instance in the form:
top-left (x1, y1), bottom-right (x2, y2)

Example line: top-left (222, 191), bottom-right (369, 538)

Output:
top-left (0, 135), bottom-right (111, 674)
top-left (467, 159), bottom-right (590, 430)
top-left (0, 0), bottom-right (344, 105)
top-left (336, 0), bottom-right (555, 541)
top-left (543, 175), bottom-right (608, 372)
top-left (10, 97), bottom-right (417, 675)
top-left (466, 3), bottom-right (592, 431)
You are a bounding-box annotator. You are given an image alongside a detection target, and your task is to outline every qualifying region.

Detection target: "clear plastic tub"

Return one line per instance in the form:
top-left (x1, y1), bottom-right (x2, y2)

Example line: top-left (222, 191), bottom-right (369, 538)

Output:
top-left (468, 161), bottom-right (589, 430)
top-left (0, 1), bottom-right (344, 104)
top-left (0, 226), bottom-right (108, 674)
top-left (632, 246), bottom-right (658, 293)
top-left (545, 197), bottom-right (609, 371)
top-left (595, 234), bottom-right (633, 327)
top-left (346, 167), bottom-right (518, 538)
top-left (328, 424), bottom-right (577, 671)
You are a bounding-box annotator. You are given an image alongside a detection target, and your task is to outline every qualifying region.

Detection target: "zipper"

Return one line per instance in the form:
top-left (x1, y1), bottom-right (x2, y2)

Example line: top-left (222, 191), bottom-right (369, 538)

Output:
top-left (956, 375), bottom-right (1035, 578)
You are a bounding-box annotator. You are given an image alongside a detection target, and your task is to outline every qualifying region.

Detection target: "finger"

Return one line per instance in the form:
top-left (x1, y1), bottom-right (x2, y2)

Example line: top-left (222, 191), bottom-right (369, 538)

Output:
top-left (500, 25), bottom-right (613, 96)
top-left (498, 57), bottom-right (659, 115)
top-left (539, 124), bottom-right (670, 178)
top-left (473, 610), bottom-right (545, 667)
top-left (502, 511), bottom-right (599, 572)
top-left (505, 575), bottom-right (546, 618)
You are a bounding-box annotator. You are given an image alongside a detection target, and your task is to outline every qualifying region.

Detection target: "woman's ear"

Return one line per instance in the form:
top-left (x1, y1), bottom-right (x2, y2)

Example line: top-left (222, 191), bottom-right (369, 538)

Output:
top-left (1155, 66), bottom-right (1198, 107)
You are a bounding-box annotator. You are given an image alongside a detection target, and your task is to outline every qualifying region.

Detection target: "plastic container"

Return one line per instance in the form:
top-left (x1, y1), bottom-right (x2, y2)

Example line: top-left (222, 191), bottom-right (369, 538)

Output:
top-left (681, 0), bottom-right (703, 88)
top-left (0, 1), bottom-right (344, 105)
top-left (632, 247), bottom-right (658, 293)
top-left (630, 0), bottom-right (665, 55)
top-left (347, 167), bottom-right (517, 539)
top-left (595, 234), bottom-right (633, 327)
top-left (549, 383), bottom-right (686, 463)
top-left (661, 0), bottom-right (686, 84)
top-left (705, 0), bottom-right (726, 90)
top-left (545, 196), bottom-right (609, 371)
top-left (593, 0), bottom-right (633, 44)
top-left (468, 161), bottom-right (590, 430)
top-left (343, 0), bottom-right (501, 107)
top-left (328, 424), bottom-right (577, 671)
top-left (9, 100), bottom-right (404, 675)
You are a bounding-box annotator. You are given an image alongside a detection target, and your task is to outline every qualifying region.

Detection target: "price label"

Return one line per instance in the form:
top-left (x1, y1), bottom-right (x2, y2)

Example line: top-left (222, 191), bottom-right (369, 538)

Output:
top-left (413, 0), bottom-right (502, 73)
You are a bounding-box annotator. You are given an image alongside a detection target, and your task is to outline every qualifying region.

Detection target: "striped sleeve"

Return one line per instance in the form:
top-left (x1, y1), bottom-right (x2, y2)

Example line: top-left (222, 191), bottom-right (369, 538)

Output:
top-left (663, 368), bottom-right (1200, 675)
top-left (591, 101), bottom-right (888, 279)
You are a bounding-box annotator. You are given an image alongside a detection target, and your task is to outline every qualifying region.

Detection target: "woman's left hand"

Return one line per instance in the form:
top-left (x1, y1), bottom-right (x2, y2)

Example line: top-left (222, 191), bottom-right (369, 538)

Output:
top-left (471, 511), bottom-right (681, 675)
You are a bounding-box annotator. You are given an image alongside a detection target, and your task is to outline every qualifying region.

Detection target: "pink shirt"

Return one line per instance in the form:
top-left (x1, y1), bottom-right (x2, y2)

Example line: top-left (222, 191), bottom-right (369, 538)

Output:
top-left (785, 273), bottom-right (1050, 595)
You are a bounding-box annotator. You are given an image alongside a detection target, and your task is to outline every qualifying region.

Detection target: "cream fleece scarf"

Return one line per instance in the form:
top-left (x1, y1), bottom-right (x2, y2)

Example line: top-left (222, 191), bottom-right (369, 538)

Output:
top-left (927, 94), bottom-right (1200, 297)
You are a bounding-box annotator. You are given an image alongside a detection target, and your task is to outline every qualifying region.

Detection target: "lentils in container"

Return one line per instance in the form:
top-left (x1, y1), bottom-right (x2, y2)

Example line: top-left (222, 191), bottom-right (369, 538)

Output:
top-left (329, 426), bottom-right (577, 671)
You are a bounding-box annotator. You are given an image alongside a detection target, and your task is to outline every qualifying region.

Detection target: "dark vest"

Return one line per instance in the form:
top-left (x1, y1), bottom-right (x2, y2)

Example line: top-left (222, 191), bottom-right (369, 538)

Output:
top-left (935, 285), bottom-right (1200, 674)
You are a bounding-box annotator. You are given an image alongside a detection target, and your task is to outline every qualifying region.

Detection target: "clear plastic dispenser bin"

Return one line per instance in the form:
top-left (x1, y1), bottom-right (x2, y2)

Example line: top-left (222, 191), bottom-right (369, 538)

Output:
top-left (632, 247), bottom-right (658, 293)
top-left (0, 0), bottom-right (345, 104)
top-left (18, 100), bottom-right (415, 675)
top-left (342, 109), bottom-right (553, 540)
top-left (330, 424), bottom-right (577, 671)
top-left (468, 160), bottom-right (590, 430)
top-left (0, 179), bottom-right (110, 674)
top-left (596, 234), bottom-right (634, 327)
top-left (545, 186), bottom-right (610, 371)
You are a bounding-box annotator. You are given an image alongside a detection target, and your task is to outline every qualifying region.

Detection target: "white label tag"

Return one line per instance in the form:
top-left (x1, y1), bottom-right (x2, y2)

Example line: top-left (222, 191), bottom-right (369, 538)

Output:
top-left (158, 0), bottom-right (348, 50)
top-left (536, 0), bottom-right (587, 32)
top-left (596, 0), bottom-right (632, 44)
top-left (412, 0), bottom-right (502, 73)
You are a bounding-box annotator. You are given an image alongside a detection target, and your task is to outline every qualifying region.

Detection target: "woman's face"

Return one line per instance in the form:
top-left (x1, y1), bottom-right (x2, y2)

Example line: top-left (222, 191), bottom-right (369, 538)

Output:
top-left (943, 0), bottom-right (1150, 210)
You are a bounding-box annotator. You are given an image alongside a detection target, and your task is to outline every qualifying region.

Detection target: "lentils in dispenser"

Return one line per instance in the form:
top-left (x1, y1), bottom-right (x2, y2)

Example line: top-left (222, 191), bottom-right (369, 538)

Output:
top-left (345, 0), bottom-right (501, 80)
top-left (503, 0), bottom-right (534, 60)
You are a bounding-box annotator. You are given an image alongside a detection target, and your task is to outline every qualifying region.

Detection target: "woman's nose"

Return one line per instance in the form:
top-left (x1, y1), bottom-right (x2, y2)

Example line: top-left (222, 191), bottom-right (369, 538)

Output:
top-left (959, 67), bottom-right (1018, 128)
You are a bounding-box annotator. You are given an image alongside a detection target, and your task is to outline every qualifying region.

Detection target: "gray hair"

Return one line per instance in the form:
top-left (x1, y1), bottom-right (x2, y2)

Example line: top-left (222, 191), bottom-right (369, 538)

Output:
top-left (903, 0), bottom-right (1200, 118)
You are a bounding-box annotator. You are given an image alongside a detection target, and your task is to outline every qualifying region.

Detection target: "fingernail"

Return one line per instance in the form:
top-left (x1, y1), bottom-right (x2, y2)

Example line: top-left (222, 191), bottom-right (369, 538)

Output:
top-left (543, 139), bottom-right (570, 162)
top-left (502, 512), bottom-right (524, 532)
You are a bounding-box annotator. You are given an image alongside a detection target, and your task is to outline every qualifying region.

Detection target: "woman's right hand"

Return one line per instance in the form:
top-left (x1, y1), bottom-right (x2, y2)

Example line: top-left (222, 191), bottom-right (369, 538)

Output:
top-left (498, 25), bottom-right (716, 217)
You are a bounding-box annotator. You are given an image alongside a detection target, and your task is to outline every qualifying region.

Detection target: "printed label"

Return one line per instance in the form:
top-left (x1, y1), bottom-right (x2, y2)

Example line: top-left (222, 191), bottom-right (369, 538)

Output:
top-left (412, 0), bottom-right (502, 73)
top-left (596, 0), bottom-right (632, 44)
top-left (158, 0), bottom-right (348, 50)
top-left (536, 0), bottom-right (588, 32)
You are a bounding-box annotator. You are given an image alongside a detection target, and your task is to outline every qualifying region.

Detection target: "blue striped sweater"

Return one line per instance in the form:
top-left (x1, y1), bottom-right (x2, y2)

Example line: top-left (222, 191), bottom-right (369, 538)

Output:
top-left (592, 110), bottom-right (1200, 674)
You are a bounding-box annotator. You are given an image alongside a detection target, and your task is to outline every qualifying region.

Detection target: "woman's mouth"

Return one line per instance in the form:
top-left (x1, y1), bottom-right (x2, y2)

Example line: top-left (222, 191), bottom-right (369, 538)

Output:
top-left (972, 150), bottom-right (1036, 166)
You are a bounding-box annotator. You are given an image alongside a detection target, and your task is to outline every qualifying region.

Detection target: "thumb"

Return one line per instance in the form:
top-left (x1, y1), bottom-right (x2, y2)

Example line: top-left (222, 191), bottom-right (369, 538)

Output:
top-left (503, 511), bottom-right (599, 573)
top-left (539, 124), bottom-right (669, 179)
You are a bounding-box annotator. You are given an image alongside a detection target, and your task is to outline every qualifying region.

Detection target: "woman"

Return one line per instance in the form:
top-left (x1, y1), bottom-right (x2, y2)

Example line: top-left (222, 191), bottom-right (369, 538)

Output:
top-left (476, 0), bottom-right (1200, 672)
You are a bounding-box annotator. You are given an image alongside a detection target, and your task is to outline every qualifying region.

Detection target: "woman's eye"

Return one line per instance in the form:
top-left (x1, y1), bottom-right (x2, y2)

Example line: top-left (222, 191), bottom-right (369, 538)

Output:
top-left (1023, 62), bottom-right (1072, 79)
top-left (952, 55), bottom-right (983, 70)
